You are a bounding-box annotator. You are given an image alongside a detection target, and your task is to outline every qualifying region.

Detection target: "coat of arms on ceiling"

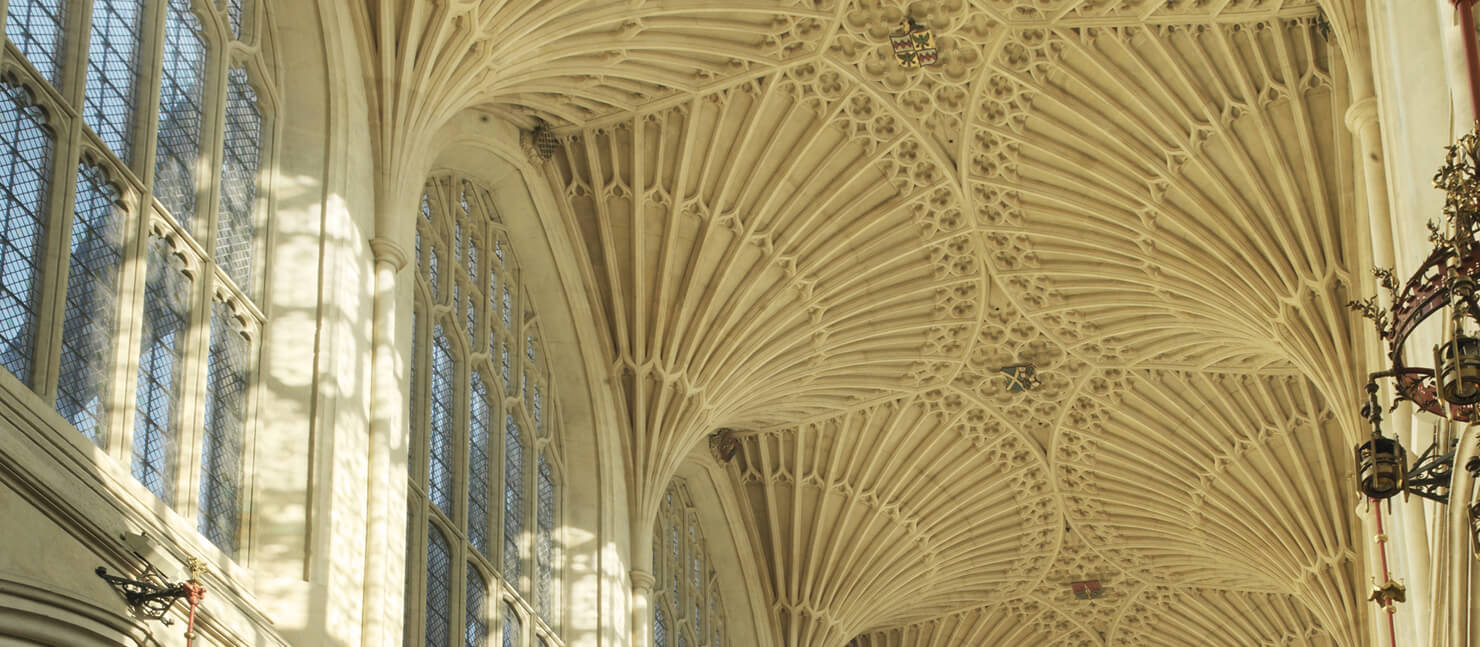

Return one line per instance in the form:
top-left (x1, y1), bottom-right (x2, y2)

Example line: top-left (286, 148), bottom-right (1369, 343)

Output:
top-left (890, 18), bottom-right (937, 68)
top-left (999, 364), bottom-right (1041, 393)
top-left (1070, 579), bottom-right (1104, 600)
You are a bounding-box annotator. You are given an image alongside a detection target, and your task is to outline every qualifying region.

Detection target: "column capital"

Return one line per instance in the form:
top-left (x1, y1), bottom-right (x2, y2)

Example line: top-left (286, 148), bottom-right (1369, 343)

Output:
top-left (1344, 97), bottom-right (1380, 134)
top-left (630, 569), bottom-right (656, 592)
top-left (369, 237), bottom-right (409, 271)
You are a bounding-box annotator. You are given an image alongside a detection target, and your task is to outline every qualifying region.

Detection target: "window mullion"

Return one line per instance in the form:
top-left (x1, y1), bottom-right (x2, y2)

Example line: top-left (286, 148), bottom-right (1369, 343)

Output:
top-left (410, 293), bottom-right (427, 487)
top-left (93, 180), bottom-right (143, 458)
top-left (108, 192), bottom-right (156, 465)
top-left (131, 0), bottom-right (167, 194)
top-left (451, 541), bottom-right (467, 647)
top-left (194, 20), bottom-right (228, 267)
top-left (454, 321), bottom-right (469, 542)
top-left (404, 498), bottom-right (426, 646)
top-left (222, 303), bottom-right (261, 560)
top-left (493, 363), bottom-right (507, 595)
top-left (58, 0), bottom-right (95, 105)
top-left (169, 255), bottom-right (211, 514)
top-left (31, 78), bottom-right (85, 402)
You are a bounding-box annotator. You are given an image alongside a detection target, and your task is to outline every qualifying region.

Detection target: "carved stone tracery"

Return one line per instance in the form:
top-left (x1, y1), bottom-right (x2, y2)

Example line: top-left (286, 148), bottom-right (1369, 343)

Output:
top-left (348, 0), bottom-right (1372, 644)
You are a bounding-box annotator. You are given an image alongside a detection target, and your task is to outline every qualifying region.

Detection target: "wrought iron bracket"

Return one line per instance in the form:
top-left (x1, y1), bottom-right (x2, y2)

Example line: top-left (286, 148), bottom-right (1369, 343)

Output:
top-left (95, 556), bottom-right (208, 644)
top-left (1406, 439), bottom-right (1457, 504)
top-left (95, 563), bottom-right (189, 625)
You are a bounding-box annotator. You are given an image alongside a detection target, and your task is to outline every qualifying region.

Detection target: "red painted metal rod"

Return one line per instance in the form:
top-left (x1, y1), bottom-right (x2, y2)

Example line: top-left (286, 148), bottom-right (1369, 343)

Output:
top-left (1457, 0), bottom-right (1479, 121)
top-left (1371, 499), bottom-right (1400, 647)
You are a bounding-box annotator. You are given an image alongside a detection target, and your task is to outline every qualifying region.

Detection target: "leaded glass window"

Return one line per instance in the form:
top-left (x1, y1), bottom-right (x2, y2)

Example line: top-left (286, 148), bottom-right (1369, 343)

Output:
top-left (216, 66), bottom-right (261, 291)
top-left (654, 608), bottom-right (667, 647)
top-left (652, 480), bottom-right (728, 647)
top-left (224, 0), bottom-right (248, 39)
top-left (198, 300), bottom-right (250, 554)
top-left (466, 292), bottom-right (477, 339)
top-left (408, 174), bottom-right (564, 646)
top-left (536, 455), bottom-right (554, 620)
top-left (83, 0), bottom-right (144, 163)
top-left (430, 326), bottom-right (455, 515)
top-left (502, 602), bottom-right (522, 647)
top-left (57, 162), bottom-right (124, 442)
top-left (4, 0), bottom-right (67, 86)
top-left (0, 80), bottom-right (52, 385)
top-left (466, 564), bottom-right (489, 647)
top-left (151, 0), bottom-right (207, 231)
top-left (503, 414), bottom-right (523, 582)
top-left (500, 341), bottom-right (511, 393)
top-left (2, 0), bottom-right (275, 567)
top-left (132, 237), bottom-right (189, 502)
top-left (469, 372), bottom-right (492, 556)
top-left (427, 524), bottom-right (453, 647)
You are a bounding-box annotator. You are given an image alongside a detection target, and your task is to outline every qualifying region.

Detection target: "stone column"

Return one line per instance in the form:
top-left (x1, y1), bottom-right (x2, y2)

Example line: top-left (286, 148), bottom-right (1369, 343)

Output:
top-left (631, 565), bottom-right (656, 647)
top-left (1444, 427), bottom-right (1479, 646)
top-left (1346, 74), bottom-right (1430, 647)
top-left (363, 237), bottom-right (409, 647)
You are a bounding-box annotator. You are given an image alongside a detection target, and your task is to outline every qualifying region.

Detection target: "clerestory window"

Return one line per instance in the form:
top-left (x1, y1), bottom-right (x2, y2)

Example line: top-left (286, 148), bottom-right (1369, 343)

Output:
top-left (1, 0), bottom-right (273, 560)
top-left (407, 173), bottom-right (564, 647)
top-left (653, 480), bottom-right (728, 647)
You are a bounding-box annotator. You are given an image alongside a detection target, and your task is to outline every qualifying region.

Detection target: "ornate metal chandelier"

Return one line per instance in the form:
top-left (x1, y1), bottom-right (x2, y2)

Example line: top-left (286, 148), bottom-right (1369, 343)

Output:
top-left (1351, 129), bottom-right (1478, 504)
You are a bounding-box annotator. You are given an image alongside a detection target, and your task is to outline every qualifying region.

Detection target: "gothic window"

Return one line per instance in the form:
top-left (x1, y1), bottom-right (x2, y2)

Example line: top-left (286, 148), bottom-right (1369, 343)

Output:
top-left (2, 0), bottom-right (275, 561)
top-left (431, 326), bottom-right (455, 515)
top-left (428, 524), bottom-right (453, 647)
top-left (0, 80), bottom-right (51, 385)
top-left (57, 162), bottom-right (124, 442)
top-left (652, 480), bottom-right (728, 647)
top-left (152, 0), bottom-right (207, 231)
top-left (654, 607), bottom-right (667, 647)
top-left (535, 454), bottom-right (554, 620)
top-left (503, 414), bottom-right (523, 582)
top-left (466, 564), bottom-right (489, 647)
top-left (224, 0), bottom-right (248, 39)
top-left (3, 0), bottom-right (66, 86)
top-left (84, 0), bottom-right (144, 163)
top-left (502, 601), bottom-right (522, 647)
top-left (198, 300), bottom-right (251, 554)
top-left (132, 237), bottom-right (189, 502)
top-left (469, 372), bottom-right (492, 556)
top-left (408, 174), bottom-right (564, 646)
top-left (216, 66), bottom-right (262, 290)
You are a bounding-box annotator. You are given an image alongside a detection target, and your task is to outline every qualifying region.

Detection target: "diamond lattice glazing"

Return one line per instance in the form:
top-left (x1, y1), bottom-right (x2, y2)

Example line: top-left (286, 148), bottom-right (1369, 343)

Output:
top-left (83, 0), bottom-right (143, 163)
top-left (57, 163), bottom-right (123, 443)
top-left (132, 237), bottom-right (190, 503)
top-left (216, 66), bottom-right (261, 292)
top-left (4, 0), bottom-right (67, 87)
top-left (151, 0), bottom-right (206, 231)
top-left (0, 82), bottom-right (52, 386)
top-left (199, 301), bottom-right (249, 554)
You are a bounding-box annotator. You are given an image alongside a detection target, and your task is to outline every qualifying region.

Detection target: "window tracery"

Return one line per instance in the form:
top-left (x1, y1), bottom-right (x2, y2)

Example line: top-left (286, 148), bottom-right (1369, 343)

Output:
top-left (407, 173), bottom-right (564, 646)
top-left (2, 0), bottom-right (274, 560)
top-left (652, 480), bottom-right (727, 647)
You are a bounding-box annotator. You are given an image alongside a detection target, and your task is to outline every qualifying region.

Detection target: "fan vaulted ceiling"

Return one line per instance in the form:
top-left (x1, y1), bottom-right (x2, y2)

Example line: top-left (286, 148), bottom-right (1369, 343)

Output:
top-left (352, 0), bottom-right (1369, 644)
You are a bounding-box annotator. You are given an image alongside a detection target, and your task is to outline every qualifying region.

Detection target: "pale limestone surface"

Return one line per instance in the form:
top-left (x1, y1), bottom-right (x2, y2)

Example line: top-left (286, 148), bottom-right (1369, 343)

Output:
top-left (0, 1), bottom-right (1475, 647)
